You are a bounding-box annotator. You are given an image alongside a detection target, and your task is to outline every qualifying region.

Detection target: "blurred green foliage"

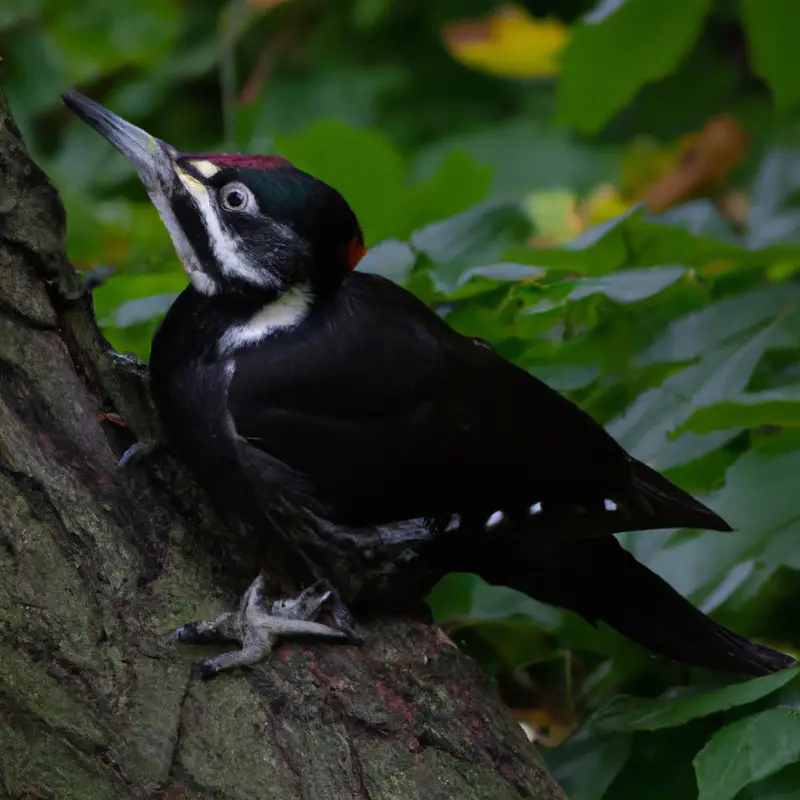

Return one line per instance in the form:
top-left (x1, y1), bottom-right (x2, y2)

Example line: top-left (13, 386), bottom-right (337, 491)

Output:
top-left (5, 0), bottom-right (800, 797)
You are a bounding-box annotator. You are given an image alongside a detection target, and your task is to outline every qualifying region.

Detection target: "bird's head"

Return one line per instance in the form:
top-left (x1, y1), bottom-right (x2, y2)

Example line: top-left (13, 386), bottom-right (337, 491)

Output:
top-left (62, 91), bottom-right (366, 297)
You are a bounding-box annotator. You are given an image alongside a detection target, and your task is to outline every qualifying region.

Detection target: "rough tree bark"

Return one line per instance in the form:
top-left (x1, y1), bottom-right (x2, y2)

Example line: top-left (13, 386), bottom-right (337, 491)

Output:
top-left (0, 87), bottom-right (566, 800)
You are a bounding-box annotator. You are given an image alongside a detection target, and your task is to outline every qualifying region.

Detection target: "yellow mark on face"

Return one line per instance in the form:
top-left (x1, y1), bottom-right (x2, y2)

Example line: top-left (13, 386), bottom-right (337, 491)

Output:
top-left (189, 159), bottom-right (221, 178)
top-left (177, 169), bottom-right (206, 194)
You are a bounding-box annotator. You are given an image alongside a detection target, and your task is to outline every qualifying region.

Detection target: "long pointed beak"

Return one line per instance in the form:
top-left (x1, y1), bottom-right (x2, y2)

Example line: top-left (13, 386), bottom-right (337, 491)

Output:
top-left (61, 90), bottom-right (178, 195)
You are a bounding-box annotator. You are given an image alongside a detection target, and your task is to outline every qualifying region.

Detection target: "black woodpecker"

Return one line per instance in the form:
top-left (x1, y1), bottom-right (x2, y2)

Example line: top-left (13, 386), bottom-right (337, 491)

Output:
top-left (62, 90), bottom-right (794, 679)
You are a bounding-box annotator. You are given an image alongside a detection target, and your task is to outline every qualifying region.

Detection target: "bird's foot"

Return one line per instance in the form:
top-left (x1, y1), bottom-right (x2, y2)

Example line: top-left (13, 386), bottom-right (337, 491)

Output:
top-left (117, 440), bottom-right (161, 470)
top-left (169, 573), bottom-right (356, 679)
top-left (306, 578), bottom-right (363, 642)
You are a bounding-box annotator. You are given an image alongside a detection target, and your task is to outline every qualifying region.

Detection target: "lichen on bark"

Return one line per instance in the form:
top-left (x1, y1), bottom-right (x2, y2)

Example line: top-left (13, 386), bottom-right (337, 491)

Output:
top-left (0, 85), bottom-right (566, 800)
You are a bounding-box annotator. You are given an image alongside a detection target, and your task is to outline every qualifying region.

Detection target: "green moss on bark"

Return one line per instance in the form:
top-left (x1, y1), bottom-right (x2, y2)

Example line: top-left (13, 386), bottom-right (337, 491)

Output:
top-left (0, 725), bottom-right (118, 800)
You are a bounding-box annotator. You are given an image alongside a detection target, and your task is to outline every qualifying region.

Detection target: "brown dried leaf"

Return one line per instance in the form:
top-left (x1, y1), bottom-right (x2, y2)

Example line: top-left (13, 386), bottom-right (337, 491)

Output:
top-left (641, 114), bottom-right (750, 213)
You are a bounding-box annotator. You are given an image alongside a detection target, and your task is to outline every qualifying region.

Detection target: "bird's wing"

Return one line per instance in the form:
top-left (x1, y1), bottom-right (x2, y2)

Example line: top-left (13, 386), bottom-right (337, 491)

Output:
top-left (228, 273), bottom-right (728, 534)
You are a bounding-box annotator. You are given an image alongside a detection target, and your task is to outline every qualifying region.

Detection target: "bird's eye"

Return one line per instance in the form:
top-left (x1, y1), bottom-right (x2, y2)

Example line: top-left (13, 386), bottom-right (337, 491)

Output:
top-left (220, 182), bottom-right (252, 212)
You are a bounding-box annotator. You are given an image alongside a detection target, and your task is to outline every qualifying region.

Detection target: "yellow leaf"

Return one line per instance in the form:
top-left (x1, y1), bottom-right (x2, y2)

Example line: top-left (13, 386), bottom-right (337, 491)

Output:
top-left (443, 5), bottom-right (570, 79)
top-left (524, 189), bottom-right (582, 246)
top-left (767, 262), bottom-right (800, 282)
top-left (580, 184), bottom-right (630, 227)
top-left (525, 186), bottom-right (632, 247)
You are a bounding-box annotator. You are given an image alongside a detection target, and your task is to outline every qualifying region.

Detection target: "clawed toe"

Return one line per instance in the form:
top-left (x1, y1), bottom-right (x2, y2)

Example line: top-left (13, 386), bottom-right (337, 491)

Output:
top-left (169, 573), bottom-right (358, 678)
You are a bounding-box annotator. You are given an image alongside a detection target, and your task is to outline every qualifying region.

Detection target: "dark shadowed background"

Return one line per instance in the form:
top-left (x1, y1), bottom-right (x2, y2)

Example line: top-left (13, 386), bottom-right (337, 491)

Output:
top-left (3, 0), bottom-right (800, 797)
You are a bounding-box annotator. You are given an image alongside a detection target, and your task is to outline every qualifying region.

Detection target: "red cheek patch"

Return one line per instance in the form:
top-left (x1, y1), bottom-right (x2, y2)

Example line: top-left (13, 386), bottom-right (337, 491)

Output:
top-left (346, 237), bottom-right (367, 270)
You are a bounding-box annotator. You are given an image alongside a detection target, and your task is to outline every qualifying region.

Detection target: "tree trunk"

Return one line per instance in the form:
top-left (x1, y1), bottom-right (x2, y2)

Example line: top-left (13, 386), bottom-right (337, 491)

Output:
top-left (0, 87), bottom-right (566, 800)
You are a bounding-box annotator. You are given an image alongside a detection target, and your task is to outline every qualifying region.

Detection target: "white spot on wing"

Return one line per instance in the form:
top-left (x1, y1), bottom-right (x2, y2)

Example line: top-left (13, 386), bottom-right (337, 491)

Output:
top-left (445, 514), bottom-right (461, 533)
top-left (190, 159), bottom-right (220, 178)
top-left (604, 498), bottom-right (618, 511)
top-left (219, 284), bottom-right (313, 353)
top-left (485, 511), bottom-right (504, 529)
top-left (529, 502), bottom-right (542, 515)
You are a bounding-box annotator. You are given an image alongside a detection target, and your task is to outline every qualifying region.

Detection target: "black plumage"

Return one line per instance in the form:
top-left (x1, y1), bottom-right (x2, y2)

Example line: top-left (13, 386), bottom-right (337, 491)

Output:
top-left (64, 89), bottom-right (794, 677)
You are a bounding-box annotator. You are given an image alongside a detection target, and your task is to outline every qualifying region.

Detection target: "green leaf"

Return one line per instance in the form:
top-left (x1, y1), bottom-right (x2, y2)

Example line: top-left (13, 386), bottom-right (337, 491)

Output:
top-left (92, 274), bottom-right (186, 327)
top-left (566, 266), bottom-right (685, 303)
top-left (590, 668), bottom-right (799, 732)
top-left (411, 118), bottom-right (622, 202)
top-left (705, 430), bottom-right (800, 536)
top-left (398, 149), bottom-right (492, 241)
top-left (466, 265), bottom-right (685, 343)
top-left (426, 573), bottom-right (611, 668)
top-left (557, 0), bottom-right (713, 133)
top-left (651, 200), bottom-right (740, 242)
top-left (62, 197), bottom-right (176, 270)
top-left (695, 708), bottom-right (800, 800)
top-left (358, 239), bottom-right (416, 283)
top-left (353, 0), bottom-right (393, 28)
top-left (426, 574), bottom-right (562, 668)
top-left (639, 284), bottom-right (800, 365)
top-left (739, 760), bottom-right (800, 799)
top-left (245, 64), bottom-right (402, 145)
top-left (108, 294), bottom-right (178, 328)
top-left (0, 0), bottom-right (38, 29)
top-left (413, 203), bottom-right (531, 292)
top-left (644, 431), bottom-right (800, 598)
top-left (650, 429), bottom-right (742, 471)
top-left (428, 573), bottom-right (561, 628)
top-left (748, 149), bottom-right (800, 249)
top-left (542, 731), bottom-right (632, 800)
top-left (604, 724), bottom-right (718, 800)
top-left (3, 29), bottom-right (65, 120)
top-left (47, 0), bottom-right (182, 85)
top-left (759, 519), bottom-right (800, 575)
top-left (678, 386), bottom-right (800, 435)
top-left (449, 264), bottom-right (544, 299)
top-left (608, 323), bottom-right (787, 464)
top-left (512, 209), bottom-right (800, 278)
top-left (741, 0), bottom-right (800, 112)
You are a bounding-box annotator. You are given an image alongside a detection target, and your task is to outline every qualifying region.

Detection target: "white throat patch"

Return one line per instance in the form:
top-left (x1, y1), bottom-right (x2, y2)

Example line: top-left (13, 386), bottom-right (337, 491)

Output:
top-left (218, 284), bottom-right (313, 354)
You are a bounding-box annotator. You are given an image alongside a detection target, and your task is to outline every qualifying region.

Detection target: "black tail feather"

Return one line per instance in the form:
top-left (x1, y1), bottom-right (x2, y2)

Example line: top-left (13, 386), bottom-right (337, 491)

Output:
top-left (481, 536), bottom-right (794, 676)
top-left (625, 457), bottom-right (732, 533)
top-left (518, 457), bottom-right (732, 542)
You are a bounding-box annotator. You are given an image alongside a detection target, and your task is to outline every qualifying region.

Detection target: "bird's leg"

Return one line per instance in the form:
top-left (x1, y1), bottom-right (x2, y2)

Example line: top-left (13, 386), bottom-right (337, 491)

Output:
top-left (169, 573), bottom-right (355, 679)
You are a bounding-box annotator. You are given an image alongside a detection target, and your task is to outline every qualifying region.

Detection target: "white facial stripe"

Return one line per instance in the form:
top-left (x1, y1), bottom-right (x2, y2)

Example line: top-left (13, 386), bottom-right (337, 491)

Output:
top-left (189, 271), bottom-right (218, 295)
top-left (218, 284), bottom-right (313, 354)
top-left (177, 171), bottom-right (276, 291)
top-left (190, 159), bottom-right (220, 178)
top-left (144, 185), bottom-right (219, 296)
